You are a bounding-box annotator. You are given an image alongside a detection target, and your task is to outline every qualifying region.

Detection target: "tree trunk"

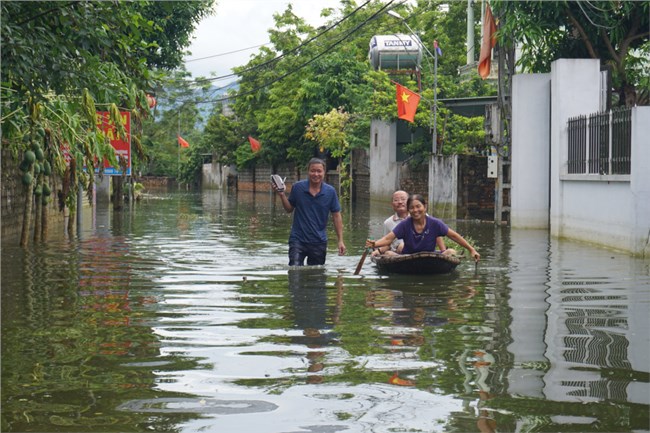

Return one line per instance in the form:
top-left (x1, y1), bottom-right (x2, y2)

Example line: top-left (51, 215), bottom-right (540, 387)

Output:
top-left (113, 176), bottom-right (123, 211)
top-left (41, 180), bottom-right (49, 241)
top-left (20, 166), bottom-right (35, 247)
top-left (67, 205), bottom-right (75, 238)
top-left (33, 176), bottom-right (42, 243)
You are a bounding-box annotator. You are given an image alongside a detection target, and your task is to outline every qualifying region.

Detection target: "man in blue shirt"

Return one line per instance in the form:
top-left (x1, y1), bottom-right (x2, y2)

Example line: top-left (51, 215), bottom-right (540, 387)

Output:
top-left (273, 158), bottom-right (346, 266)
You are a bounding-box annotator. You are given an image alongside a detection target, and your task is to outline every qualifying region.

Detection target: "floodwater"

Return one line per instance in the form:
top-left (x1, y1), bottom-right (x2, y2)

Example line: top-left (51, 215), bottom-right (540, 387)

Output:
top-left (1, 189), bottom-right (649, 433)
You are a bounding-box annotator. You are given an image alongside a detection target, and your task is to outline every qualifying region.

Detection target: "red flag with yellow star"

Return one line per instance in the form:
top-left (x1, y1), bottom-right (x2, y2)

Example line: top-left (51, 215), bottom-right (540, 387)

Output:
top-left (396, 83), bottom-right (420, 123)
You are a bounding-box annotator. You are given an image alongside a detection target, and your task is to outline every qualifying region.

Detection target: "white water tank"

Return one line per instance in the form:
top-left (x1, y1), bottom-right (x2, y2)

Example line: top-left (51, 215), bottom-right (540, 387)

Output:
top-left (369, 34), bottom-right (422, 71)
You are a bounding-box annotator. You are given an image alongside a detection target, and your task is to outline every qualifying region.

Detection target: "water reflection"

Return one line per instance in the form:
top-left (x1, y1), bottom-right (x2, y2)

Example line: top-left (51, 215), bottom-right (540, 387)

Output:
top-left (1, 189), bottom-right (648, 433)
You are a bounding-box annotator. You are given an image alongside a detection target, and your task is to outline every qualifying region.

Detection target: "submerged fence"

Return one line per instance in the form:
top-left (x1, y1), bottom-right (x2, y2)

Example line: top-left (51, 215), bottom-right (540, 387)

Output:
top-left (567, 108), bottom-right (631, 175)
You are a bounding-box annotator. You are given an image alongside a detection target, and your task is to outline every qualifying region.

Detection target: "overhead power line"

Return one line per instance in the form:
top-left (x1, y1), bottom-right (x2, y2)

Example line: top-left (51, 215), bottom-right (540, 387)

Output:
top-left (189, 0), bottom-right (373, 86)
top-left (189, 0), bottom-right (395, 105)
top-left (185, 43), bottom-right (270, 63)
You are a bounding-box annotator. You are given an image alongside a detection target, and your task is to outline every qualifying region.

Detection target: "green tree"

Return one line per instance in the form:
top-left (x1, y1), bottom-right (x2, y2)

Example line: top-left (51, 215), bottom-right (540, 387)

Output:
top-left (203, 110), bottom-right (244, 166)
top-left (205, 0), bottom-right (496, 178)
top-left (305, 107), bottom-right (352, 199)
top-left (226, 1), bottom-right (396, 167)
top-left (491, 0), bottom-right (650, 106)
top-left (177, 106), bottom-right (246, 186)
top-left (140, 69), bottom-right (212, 179)
top-left (1, 1), bottom-right (214, 245)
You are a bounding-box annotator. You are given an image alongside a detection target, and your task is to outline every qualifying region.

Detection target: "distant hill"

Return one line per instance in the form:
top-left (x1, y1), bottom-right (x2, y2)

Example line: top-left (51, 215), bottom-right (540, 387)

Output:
top-left (150, 80), bottom-right (240, 130)
top-left (196, 81), bottom-right (240, 128)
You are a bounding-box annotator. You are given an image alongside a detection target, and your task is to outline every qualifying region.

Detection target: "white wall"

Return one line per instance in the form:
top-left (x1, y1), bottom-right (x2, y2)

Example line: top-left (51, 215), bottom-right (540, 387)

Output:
top-left (369, 119), bottom-right (399, 198)
top-left (560, 180), bottom-right (634, 250)
top-left (550, 59), bottom-right (602, 238)
top-left (631, 106), bottom-right (650, 257)
top-left (431, 155), bottom-right (458, 220)
top-left (202, 162), bottom-right (234, 189)
top-left (511, 73), bottom-right (551, 228)
top-left (510, 59), bottom-right (649, 256)
top-left (550, 60), bottom-right (650, 255)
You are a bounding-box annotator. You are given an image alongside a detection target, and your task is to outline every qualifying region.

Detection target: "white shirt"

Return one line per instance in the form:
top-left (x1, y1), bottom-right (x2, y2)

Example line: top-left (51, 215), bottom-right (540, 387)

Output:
top-left (383, 213), bottom-right (406, 252)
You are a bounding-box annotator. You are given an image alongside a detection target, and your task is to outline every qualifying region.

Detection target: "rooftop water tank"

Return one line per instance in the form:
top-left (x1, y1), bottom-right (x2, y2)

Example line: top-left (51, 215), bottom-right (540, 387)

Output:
top-left (369, 34), bottom-right (422, 71)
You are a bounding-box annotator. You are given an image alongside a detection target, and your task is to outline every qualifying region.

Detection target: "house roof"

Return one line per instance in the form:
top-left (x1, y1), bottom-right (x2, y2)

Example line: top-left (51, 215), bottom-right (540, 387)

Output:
top-left (440, 96), bottom-right (498, 117)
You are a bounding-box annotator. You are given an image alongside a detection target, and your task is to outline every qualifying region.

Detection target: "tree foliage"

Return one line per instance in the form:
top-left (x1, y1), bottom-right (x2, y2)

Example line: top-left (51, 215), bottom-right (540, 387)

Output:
top-left (1, 0), bottom-right (213, 170)
top-left (305, 107), bottom-right (352, 199)
top-left (146, 1), bottom-right (502, 183)
top-left (139, 69), bottom-right (213, 180)
top-left (491, 0), bottom-right (650, 106)
top-left (1, 0), bottom-right (213, 244)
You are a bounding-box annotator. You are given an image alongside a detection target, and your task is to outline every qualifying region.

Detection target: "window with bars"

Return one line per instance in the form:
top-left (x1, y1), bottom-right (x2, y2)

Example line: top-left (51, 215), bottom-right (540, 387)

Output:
top-left (567, 108), bottom-right (631, 175)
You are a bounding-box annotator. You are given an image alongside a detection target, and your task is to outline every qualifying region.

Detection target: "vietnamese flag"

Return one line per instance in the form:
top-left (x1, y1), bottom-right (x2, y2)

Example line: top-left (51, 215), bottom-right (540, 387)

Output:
top-left (248, 135), bottom-right (261, 153)
top-left (177, 135), bottom-right (190, 148)
top-left (396, 83), bottom-right (420, 123)
top-left (478, 3), bottom-right (497, 79)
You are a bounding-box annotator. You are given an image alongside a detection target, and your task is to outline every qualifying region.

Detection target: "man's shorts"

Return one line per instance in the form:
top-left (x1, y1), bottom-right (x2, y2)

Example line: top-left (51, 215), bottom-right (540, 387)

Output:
top-left (288, 241), bottom-right (327, 266)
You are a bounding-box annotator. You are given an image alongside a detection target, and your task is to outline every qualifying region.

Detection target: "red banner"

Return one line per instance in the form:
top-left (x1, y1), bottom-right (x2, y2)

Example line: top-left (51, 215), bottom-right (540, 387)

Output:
top-left (96, 111), bottom-right (131, 175)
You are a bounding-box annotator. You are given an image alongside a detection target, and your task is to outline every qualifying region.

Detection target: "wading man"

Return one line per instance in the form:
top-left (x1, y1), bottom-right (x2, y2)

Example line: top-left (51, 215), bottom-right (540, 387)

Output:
top-left (272, 157), bottom-right (346, 266)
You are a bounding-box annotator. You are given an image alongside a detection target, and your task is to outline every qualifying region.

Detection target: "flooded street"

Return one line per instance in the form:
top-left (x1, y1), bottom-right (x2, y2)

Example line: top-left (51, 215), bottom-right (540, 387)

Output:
top-left (2, 189), bottom-right (649, 433)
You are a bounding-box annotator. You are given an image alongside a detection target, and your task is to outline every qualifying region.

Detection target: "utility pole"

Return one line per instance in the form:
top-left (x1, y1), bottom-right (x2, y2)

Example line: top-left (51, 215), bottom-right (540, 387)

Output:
top-left (467, 0), bottom-right (474, 64)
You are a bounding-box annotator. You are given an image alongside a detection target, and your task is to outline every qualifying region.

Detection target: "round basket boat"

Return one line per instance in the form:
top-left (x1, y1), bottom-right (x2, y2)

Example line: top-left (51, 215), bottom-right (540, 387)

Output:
top-left (371, 251), bottom-right (461, 275)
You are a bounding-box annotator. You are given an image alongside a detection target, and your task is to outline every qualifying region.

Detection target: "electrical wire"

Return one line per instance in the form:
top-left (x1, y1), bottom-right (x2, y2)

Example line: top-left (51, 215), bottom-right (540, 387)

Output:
top-left (185, 44), bottom-right (270, 63)
top-left (183, 0), bottom-right (396, 105)
top-left (190, 0), bottom-right (373, 85)
top-left (211, 0), bottom-right (396, 104)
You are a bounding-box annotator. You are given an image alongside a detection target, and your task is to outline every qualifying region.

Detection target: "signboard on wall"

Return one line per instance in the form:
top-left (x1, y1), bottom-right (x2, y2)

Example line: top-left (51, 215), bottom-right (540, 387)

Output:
top-left (96, 111), bottom-right (131, 176)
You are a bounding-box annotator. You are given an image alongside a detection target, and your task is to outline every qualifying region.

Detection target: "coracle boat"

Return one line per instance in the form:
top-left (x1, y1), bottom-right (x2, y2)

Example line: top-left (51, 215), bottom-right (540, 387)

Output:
top-left (371, 251), bottom-right (461, 275)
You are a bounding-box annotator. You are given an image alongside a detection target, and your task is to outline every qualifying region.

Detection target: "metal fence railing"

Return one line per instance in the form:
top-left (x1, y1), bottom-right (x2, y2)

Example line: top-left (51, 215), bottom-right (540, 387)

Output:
top-left (567, 108), bottom-right (631, 175)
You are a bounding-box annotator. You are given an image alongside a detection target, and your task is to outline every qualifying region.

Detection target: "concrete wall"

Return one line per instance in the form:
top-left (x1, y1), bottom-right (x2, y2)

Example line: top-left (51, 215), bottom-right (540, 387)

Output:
top-left (368, 120), bottom-right (494, 220)
top-left (457, 156), bottom-right (495, 221)
top-left (511, 58), bottom-right (649, 256)
top-left (631, 106), bottom-right (650, 256)
top-left (202, 161), bottom-right (235, 189)
top-left (511, 73), bottom-right (551, 229)
top-left (369, 119), bottom-right (399, 197)
top-left (549, 59), bottom-right (602, 238)
top-left (368, 119), bottom-right (460, 217)
top-left (431, 155), bottom-right (458, 220)
top-left (551, 60), bottom-right (650, 255)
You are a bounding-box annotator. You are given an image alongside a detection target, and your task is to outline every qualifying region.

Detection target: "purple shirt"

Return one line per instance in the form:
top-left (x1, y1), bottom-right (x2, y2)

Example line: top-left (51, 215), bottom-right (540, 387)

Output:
top-left (392, 215), bottom-right (449, 254)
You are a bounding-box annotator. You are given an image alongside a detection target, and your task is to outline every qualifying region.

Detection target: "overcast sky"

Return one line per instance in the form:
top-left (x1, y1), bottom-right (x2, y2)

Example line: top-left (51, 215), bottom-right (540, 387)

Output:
top-left (183, 0), bottom-right (342, 85)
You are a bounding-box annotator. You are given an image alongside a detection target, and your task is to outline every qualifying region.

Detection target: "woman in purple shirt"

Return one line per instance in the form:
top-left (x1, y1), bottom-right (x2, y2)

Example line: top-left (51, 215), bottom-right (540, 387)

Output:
top-left (366, 194), bottom-right (480, 262)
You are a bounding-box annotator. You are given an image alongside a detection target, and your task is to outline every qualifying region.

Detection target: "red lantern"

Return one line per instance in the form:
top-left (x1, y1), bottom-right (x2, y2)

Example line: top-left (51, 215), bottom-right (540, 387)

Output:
top-left (146, 94), bottom-right (156, 109)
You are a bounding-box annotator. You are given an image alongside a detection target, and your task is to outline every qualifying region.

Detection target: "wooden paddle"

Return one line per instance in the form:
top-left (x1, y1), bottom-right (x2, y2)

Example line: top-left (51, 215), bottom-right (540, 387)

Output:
top-left (354, 247), bottom-right (371, 275)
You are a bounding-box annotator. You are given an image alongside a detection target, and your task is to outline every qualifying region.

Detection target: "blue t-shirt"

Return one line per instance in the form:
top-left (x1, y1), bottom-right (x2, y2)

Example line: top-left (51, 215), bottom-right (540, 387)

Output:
top-left (392, 215), bottom-right (449, 254)
top-left (288, 180), bottom-right (341, 244)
